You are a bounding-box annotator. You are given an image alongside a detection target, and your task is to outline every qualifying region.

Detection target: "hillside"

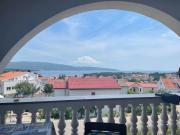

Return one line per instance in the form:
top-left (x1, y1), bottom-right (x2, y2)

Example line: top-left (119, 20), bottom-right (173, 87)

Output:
top-left (6, 61), bottom-right (117, 71)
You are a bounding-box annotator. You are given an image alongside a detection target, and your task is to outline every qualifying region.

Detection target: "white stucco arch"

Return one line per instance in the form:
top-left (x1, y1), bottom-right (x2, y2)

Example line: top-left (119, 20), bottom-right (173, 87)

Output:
top-left (0, 1), bottom-right (180, 73)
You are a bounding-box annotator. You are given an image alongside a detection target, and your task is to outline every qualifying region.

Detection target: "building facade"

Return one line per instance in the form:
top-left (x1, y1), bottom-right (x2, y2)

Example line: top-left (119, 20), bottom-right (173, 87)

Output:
top-left (0, 71), bottom-right (39, 96)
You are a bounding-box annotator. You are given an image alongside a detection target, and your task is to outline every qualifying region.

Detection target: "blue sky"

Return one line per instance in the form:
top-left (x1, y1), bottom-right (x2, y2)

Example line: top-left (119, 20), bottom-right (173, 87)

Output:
top-left (11, 10), bottom-right (180, 71)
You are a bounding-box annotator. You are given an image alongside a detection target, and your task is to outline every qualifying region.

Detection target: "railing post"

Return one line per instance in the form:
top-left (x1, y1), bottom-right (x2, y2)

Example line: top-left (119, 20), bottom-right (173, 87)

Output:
top-left (71, 107), bottom-right (79, 135)
top-left (151, 103), bottom-right (158, 135)
top-left (119, 105), bottom-right (126, 124)
top-left (170, 104), bottom-right (177, 135)
top-left (108, 105), bottom-right (115, 123)
top-left (0, 111), bottom-right (6, 125)
top-left (31, 109), bottom-right (37, 123)
top-left (141, 104), bottom-right (148, 135)
top-left (45, 109), bottom-right (51, 123)
top-left (160, 103), bottom-right (168, 135)
top-left (130, 104), bottom-right (137, 135)
top-left (96, 105), bottom-right (103, 122)
top-left (58, 108), bottom-right (66, 135)
top-left (84, 106), bottom-right (91, 123)
top-left (16, 111), bottom-right (22, 124)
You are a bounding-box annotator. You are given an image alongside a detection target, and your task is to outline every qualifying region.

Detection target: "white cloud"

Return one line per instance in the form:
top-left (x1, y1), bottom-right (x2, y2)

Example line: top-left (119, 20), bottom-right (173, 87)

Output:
top-left (75, 56), bottom-right (100, 64)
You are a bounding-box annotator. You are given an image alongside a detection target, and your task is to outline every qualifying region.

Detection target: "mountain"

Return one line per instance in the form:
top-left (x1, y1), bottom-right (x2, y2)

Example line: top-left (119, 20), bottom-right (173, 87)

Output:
top-left (6, 61), bottom-right (118, 71)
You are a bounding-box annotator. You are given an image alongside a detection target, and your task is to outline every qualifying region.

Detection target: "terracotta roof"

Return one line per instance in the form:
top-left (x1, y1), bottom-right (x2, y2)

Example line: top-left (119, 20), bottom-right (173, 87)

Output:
top-left (38, 76), bottom-right (49, 81)
top-left (138, 82), bottom-right (157, 88)
top-left (125, 82), bottom-right (134, 87)
top-left (161, 78), bottom-right (179, 89)
top-left (0, 71), bottom-right (26, 81)
top-left (68, 76), bottom-right (120, 90)
top-left (48, 79), bottom-right (66, 89)
top-left (123, 81), bottom-right (157, 88)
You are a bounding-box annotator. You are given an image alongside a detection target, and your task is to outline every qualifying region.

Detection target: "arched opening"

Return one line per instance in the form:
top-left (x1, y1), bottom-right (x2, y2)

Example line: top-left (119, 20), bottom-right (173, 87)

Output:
top-left (0, 1), bottom-right (180, 73)
top-left (1, 2), bottom-right (180, 134)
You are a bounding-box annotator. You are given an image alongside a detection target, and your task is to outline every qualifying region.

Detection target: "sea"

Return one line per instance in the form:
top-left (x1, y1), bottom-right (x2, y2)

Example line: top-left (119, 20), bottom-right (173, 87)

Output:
top-left (37, 70), bottom-right (116, 77)
top-left (36, 70), bottom-right (175, 77)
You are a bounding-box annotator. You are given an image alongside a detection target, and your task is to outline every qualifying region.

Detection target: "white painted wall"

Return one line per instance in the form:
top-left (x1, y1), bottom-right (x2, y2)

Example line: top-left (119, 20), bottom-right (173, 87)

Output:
top-left (54, 89), bottom-right (67, 96)
top-left (69, 89), bottom-right (126, 96)
top-left (0, 72), bottom-right (39, 95)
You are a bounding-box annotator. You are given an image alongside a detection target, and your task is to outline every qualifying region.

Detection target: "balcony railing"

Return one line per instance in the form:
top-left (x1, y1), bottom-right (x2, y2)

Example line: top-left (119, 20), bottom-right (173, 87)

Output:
top-left (0, 94), bottom-right (179, 135)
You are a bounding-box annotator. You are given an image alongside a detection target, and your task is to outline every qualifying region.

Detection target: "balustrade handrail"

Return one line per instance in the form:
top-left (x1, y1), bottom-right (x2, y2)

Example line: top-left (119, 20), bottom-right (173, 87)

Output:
top-left (1, 93), bottom-right (176, 104)
top-left (0, 93), bottom-right (179, 135)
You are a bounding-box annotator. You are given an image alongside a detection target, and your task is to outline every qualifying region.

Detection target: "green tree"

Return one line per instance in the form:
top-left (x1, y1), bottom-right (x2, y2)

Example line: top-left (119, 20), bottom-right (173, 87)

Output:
top-left (78, 107), bottom-right (85, 119)
top-left (128, 89), bottom-right (138, 94)
top-left (58, 74), bottom-right (66, 79)
top-left (15, 81), bottom-right (38, 96)
top-left (43, 84), bottom-right (54, 96)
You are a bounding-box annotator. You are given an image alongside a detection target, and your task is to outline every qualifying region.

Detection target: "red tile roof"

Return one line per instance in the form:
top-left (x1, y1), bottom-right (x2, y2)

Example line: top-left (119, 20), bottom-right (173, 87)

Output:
top-left (161, 78), bottom-right (178, 89)
top-left (38, 76), bottom-right (49, 81)
top-left (0, 71), bottom-right (26, 81)
top-left (48, 79), bottom-right (66, 89)
top-left (122, 81), bottom-right (157, 88)
top-left (138, 82), bottom-right (157, 88)
top-left (126, 82), bottom-right (135, 87)
top-left (68, 76), bottom-right (120, 90)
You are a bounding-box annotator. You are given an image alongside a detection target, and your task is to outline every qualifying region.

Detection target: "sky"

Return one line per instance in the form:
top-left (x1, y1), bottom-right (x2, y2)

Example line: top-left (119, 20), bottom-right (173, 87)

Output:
top-left (11, 10), bottom-right (180, 71)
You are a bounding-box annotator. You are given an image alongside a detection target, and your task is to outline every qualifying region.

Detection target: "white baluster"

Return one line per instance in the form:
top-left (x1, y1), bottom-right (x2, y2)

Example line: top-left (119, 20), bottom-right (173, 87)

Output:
top-left (96, 105), bottom-right (103, 122)
top-left (160, 103), bottom-right (168, 135)
top-left (170, 104), bottom-right (177, 135)
top-left (130, 104), bottom-right (137, 135)
top-left (84, 106), bottom-right (90, 123)
top-left (71, 107), bottom-right (79, 135)
top-left (31, 110), bottom-right (37, 123)
top-left (141, 104), bottom-right (148, 135)
top-left (45, 110), bottom-right (51, 123)
top-left (58, 108), bottom-right (66, 135)
top-left (151, 104), bottom-right (158, 135)
top-left (16, 111), bottom-right (22, 124)
top-left (119, 105), bottom-right (126, 124)
top-left (0, 111), bottom-right (6, 124)
top-left (108, 105), bottom-right (115, 123)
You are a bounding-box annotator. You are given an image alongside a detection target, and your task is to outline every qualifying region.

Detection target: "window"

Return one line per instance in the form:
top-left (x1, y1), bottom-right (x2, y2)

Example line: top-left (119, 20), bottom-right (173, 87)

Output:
top-left (91, 92), bottom-right (95, 95)
top-left (7, 87), bottom-right (11, 90)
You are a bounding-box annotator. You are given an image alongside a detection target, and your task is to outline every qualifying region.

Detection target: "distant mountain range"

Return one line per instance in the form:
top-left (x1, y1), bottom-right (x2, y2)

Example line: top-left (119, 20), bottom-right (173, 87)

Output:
top-left (6, 61), bottom-right (118, 71)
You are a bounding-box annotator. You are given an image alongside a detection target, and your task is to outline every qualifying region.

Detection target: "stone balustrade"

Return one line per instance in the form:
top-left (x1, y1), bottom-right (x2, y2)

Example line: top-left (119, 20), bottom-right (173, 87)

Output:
top-left (0, 94), bottom-right (179, 135)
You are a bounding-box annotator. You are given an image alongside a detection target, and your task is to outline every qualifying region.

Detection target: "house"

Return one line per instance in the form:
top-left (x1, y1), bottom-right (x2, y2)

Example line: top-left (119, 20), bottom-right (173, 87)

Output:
top-left (130, 82), bottom-right (157, 93)
top-left (118, 79), bottom-right (157, 93)
top-left (38, 76), bottom-right (49, 90)
top-left (48, 79), bottom-right (67, 96)
top-left (68, 76), bottom-right (125, 96)
top-left (0, 71), bottom-right (39, 96)
top-left (158, 78), bottom-right (180, 92)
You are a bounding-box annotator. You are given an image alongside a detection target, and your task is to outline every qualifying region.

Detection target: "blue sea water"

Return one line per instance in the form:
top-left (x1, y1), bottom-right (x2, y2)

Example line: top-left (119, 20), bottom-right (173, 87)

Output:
top-left (37, 70), bottom-right (115, 77)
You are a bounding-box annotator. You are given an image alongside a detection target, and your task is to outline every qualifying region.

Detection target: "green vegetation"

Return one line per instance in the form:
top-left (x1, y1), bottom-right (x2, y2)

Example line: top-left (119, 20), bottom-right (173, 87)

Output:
top-left (37, 109), bottom-right (45, 120)
top-left (149, 72), bottom-right (166, 81)
top-left (14, 81), bottom-right (39, 96)
top-left (43, 84), bottom-right (54, 96)
top-left (58, 74), bottom-right (66, 79)
top-left (128, 89), bottom-right (137, 94)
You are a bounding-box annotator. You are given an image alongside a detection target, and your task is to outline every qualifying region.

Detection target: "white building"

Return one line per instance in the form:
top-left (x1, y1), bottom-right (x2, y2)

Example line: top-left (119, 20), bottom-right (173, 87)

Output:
top-left (0, 71), bottom-right (39, 96)
top-left (52, 76), bottom-right (126, 97)
top-left (48, 79), bottom-right (67, 96)
top-left (68, 76), bottom-right (126, 96)
top-left (118, 79), bottom-right (158, 93)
